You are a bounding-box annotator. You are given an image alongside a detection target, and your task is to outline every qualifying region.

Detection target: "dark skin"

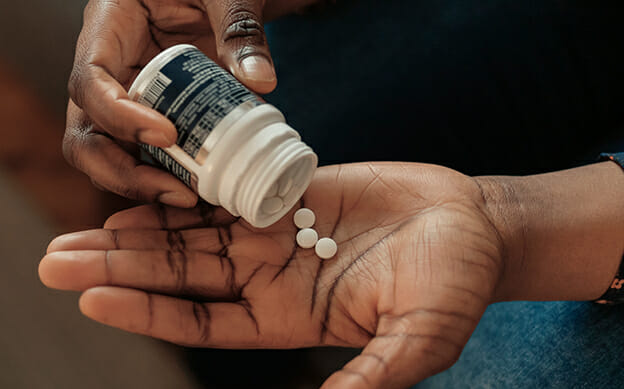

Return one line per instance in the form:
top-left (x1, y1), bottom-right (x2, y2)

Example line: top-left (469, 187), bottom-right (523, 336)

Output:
top-left (64, 0), bottom-right (316, 206)
top-left (41, 161), bottom-right (624, 388)
top-left (41, 163), bottom-right (504, 388)
top-left (54, 0), bottom-right (624, 387)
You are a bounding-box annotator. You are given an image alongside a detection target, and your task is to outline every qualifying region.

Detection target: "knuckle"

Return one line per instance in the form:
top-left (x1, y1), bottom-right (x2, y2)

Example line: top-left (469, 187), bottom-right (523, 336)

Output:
top-left (106, 155), bottom-right (147, 201)
top-left (84, 0), bottom-right (121, 21)
top-left (62, 125), bottom-right (89, 170)
top-left (68, 64), bottom-right (86, 106)
top-left (162, 249), bottom-right (190, 297)
top-left (67, 71), bottom-right (80, 103)
top-left (167, 230), bottom-right (186, 251)
top-left (221, 8), bottom-right (265, 45)
top-left (83, 0), bottom-right (100, 16)
top-left (116, 182), bottom-right (143, 201)
top-left (191, 302), bottom-right (211, 345)
top-left (104, 250), bottom-right (114, 284)
top-left (68, 60), bottom-right (97, 107)
top-left (117, 181), bottom-right (151, 203)
top-left (62, 108), bottom-right (104, 169)
top-left (72, 0), bottom-right (122, 106)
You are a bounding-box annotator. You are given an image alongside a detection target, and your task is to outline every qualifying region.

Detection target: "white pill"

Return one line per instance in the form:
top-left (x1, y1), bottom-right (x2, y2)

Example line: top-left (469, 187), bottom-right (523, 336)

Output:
top-left (315, 238), bottom-right (337, 259)
top-left (266, 181), bottom-right (279, 197)
top-left (278, 177), bottom-right (294, 197)
top-left (296, 228), bottom-right (318, 249)
top-left (293, 208), bottom-right (315, 229)
top-left (261, 196), bottom-right (284, 215)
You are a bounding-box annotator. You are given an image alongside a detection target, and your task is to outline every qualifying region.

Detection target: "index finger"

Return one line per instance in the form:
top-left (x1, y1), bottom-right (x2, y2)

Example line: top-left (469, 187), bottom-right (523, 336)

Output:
top-left (68, 0), bottom-right (177, 147)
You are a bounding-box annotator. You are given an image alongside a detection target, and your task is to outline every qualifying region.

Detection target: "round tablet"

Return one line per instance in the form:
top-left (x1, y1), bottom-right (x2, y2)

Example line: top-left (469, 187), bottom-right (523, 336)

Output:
top-left (261, 196), bottom-right (284, 215)
top-left (296, 228), bottom-right (318, 249)
top-left (293, 208), bottom-right (315, 229)
top-left (315, 238), bottom-right (337, 260)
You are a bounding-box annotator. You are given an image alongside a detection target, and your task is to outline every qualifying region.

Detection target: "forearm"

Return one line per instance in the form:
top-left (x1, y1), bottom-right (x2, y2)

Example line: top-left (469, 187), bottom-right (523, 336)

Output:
top-left (477, 161), bottom-right (624, 302)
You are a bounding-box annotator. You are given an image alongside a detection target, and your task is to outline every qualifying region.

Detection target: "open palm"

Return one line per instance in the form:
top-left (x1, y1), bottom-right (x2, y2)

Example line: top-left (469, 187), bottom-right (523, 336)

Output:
top-left (41, 163), bottom-right (505, 388)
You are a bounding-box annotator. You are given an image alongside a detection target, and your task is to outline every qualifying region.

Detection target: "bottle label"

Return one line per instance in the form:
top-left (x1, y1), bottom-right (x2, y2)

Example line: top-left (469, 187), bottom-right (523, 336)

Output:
top-left (136, 47), bottom-right (262, 186)
top-left (142, 144), bottom-right (194, 188)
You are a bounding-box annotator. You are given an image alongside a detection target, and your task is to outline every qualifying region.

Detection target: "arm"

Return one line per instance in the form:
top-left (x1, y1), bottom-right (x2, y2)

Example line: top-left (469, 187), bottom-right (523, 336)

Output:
top-left (39, 161), bottom-right (624, 388)
top-left (479, 160), bottom-right (624, 302)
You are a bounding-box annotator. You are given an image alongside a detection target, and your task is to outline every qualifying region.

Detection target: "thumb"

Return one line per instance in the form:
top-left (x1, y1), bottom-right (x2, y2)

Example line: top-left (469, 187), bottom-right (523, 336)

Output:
top-left (204, 0), bottom-right (277, 94)
top-left (320, 321), bottom-right (465, 388)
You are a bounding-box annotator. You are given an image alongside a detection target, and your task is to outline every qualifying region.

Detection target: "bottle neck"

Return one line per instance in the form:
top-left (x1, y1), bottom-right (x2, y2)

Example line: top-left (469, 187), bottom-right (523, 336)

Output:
top-left (196, 104), bottom-right (318, 228)
top-left (235, 127), bottom-right (317, 227)
top-left (196, 104), bottom-right (286, 205)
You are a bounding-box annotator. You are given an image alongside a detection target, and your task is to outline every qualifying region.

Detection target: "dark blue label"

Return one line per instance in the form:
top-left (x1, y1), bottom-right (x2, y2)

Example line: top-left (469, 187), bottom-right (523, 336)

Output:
top-left (139, 48), bottom-right (261, 158)
top-left (142, 144), bottom-right (193, 187)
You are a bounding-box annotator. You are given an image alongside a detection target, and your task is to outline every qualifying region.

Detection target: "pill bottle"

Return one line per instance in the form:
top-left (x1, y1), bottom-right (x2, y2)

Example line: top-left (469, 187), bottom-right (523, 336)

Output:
top-left (129, 44), bottom-right (317, 228)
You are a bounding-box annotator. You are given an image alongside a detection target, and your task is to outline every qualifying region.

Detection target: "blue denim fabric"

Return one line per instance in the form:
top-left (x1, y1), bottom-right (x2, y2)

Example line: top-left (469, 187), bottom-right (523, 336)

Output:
top-left (417, 302), bottom-right (624, 388)
top-left (265, 0), bottom-right (624, 387)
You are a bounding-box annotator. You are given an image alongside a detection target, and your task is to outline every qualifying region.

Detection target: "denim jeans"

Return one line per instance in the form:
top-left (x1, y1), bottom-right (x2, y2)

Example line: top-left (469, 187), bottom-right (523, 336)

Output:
top-left (266, 0), bottom-right (624, 387)
top-left (414, 301), bottom-right (624, 388)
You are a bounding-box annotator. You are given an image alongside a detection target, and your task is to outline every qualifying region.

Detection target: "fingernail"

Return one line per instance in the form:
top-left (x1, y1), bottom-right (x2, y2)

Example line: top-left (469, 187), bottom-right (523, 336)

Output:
top-left (240, 56), bottom-right (276, 82)
top-left (158, 192), bottom-right (197, 207)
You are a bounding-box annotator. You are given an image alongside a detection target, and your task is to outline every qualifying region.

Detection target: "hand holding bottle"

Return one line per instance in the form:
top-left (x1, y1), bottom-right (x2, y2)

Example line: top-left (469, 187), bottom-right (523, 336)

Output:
top-left (64, 0), bottom-right (317, 207)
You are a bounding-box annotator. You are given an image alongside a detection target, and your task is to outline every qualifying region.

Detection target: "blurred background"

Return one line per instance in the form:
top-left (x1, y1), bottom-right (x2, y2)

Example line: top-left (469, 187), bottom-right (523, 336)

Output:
top-left (1, 0), bottom-right (623, 388)
top-left (0, 1), bottom-right (205, 388)
top-left (0, 0), bottom-right (116, 231)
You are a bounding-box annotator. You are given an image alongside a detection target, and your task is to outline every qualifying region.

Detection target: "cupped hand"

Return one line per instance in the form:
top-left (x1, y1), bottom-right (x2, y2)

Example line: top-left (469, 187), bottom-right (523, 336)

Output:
top-left (65, 0), bottom-right (309, 207)
top-left (41, 163), bottom-right (505, 388)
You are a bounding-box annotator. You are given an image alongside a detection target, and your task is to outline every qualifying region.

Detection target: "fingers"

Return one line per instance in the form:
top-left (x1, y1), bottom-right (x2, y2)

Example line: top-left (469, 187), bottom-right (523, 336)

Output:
top-left (41, 226), bottom-right (284, 295)
top-left (79, 287), bottom-right (263, 347)
top-left (321, 336), bottom-right (457, 389)
top-left (46, 228), bottom-right (225, 253)
top-left (39, 249), bottom-right (238, 299)
top-left (68, 0), bottom-right (177, 146)
top-left (203, 0), bottom-right (277, 94)
top-left (65, 102), bottom-right (197, 207)
top-left (103, 203), bottom-right (238, 230)
top-left (321, 308), bottom-right (477, 389)
top-left (68, 65), bottom-right (177, 146)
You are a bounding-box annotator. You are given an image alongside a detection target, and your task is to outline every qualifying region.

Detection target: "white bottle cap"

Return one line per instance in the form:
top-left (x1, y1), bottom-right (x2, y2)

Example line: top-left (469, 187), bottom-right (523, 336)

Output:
top-left (128, 44), bottom-right (318, 228)
top-left (220, 121), bottom-right (317, 228)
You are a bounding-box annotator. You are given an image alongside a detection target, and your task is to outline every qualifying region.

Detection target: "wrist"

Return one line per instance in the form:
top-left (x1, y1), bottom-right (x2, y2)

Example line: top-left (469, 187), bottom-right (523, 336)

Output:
top-left (476, 162), bottom-right (624, 302)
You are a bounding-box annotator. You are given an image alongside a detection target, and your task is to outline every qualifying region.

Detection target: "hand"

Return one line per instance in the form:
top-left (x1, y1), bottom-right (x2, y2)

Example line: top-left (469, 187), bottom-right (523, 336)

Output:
top-left (65, 0), bottom-right (316, 207)
top-left (41, 162), bottom-right (506, 388)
